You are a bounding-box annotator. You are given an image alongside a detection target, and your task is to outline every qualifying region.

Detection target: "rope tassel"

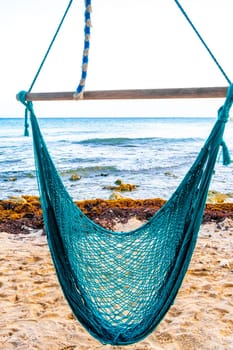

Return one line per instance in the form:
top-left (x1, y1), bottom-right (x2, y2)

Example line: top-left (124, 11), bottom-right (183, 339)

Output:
top-left (24, 108), bottom-right (29, 136)
top-left (220, 140), bottom-right (231, 165)
top-left (217, 84), bottom-right (233, 165)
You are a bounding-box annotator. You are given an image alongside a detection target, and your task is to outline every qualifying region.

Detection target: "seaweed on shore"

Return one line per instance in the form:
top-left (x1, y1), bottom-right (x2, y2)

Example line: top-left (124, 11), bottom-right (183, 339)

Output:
top-left (1, 195), bottom-right (233, 234)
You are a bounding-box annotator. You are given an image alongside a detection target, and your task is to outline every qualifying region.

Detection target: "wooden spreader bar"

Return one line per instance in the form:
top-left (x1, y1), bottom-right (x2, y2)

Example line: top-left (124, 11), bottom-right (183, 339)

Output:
top-left (24, 86), bottom-right (228, 102)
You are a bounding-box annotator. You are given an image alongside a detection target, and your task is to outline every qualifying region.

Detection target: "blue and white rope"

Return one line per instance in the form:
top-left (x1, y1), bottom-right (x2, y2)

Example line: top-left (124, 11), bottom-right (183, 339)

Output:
top-left (74, 0), bottom-right (92, 99)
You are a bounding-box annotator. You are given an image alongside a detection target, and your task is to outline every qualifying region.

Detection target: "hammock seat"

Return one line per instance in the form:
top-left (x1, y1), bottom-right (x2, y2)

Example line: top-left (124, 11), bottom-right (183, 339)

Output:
top-left (19, 85), bottom-right (232, 345)
top-left (17, 0), bottom-right (233, 345)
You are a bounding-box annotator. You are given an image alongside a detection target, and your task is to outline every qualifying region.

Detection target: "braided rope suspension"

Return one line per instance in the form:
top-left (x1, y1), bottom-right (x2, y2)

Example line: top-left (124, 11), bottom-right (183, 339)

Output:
top-left (28, 0), bottom-right (74, 93)
top-left (174, 0), bottom-right (231, 84)
top-left (73, 0), bottom-right (92, 99)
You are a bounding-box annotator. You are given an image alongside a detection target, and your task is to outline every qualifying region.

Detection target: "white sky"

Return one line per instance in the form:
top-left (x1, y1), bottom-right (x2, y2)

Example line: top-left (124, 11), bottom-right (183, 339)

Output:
top-left (1, 0), bottom-right (233, 118)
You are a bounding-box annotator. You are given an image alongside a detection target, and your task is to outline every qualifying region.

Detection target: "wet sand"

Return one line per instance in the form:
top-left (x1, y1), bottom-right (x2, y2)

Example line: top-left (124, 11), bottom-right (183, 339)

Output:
top-left (0, 217), bottom-right (233, 349)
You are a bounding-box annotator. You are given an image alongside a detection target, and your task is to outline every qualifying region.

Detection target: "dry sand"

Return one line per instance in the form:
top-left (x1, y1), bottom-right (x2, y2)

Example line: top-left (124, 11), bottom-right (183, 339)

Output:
top-left (0, 218), bottom-right (233, 350)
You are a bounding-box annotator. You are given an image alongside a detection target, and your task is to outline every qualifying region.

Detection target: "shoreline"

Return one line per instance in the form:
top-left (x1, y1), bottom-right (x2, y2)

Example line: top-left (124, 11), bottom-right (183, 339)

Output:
top-left (1, 195), bottom-right (233, 234)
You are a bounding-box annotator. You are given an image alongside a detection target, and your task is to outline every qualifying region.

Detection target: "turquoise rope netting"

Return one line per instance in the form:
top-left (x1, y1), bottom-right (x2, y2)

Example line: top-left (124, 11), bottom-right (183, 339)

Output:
top-left (17, 0), bottom-right (233, 345)
top-left (17, 85), bottom-right (233, 345)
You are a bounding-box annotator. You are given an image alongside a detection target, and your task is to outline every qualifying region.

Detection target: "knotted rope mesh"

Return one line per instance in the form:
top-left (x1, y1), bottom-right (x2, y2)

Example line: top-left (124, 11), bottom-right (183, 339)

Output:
top-left (16, 0), bottom-right (233, 344)
top-left (25, 85), bottom-right (233, 345)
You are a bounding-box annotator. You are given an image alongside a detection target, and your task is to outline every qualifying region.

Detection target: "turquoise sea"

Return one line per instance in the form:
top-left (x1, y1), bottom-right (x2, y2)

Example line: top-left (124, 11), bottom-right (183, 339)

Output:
top-left (0, 117), bottom-right (233, 200)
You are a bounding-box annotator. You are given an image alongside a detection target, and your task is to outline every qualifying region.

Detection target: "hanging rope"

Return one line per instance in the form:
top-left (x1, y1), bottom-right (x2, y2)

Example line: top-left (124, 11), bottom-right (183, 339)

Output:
top-left (18, 0), bottom-right (74, 136)
top-left (28, 0), bottom-right (74, 93)
top-left (73, 0), bottom-right (92, 99)
top-left (174, 0), bottom-right (231, 85)
top-left (20, 0), bottom-right (91, 134)
top-left (18, 0), bottom-right (232, 137)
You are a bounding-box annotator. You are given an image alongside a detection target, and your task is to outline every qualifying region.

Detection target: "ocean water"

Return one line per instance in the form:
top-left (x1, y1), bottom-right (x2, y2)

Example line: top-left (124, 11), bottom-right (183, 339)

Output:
top-left (1, 117), bottom-right (233, 200)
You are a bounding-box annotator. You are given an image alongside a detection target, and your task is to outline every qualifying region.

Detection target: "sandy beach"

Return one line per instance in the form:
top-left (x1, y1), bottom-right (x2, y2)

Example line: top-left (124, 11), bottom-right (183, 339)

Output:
top-left (0, 215), bottom-right (233, 350)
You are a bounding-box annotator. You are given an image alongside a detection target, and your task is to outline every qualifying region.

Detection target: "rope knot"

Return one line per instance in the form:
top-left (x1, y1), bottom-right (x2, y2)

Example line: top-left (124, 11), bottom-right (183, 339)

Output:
top-left (218, 84), bottom-right (233, 123)
top-left (16, 90), bottom-right (28, 106)
top-left (17, 90), bottom-right (34, 136)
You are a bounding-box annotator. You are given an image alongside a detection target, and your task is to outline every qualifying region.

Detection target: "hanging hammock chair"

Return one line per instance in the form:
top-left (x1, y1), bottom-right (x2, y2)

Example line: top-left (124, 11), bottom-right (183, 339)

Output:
top-left (17, 0), bottom-right (233, 346)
